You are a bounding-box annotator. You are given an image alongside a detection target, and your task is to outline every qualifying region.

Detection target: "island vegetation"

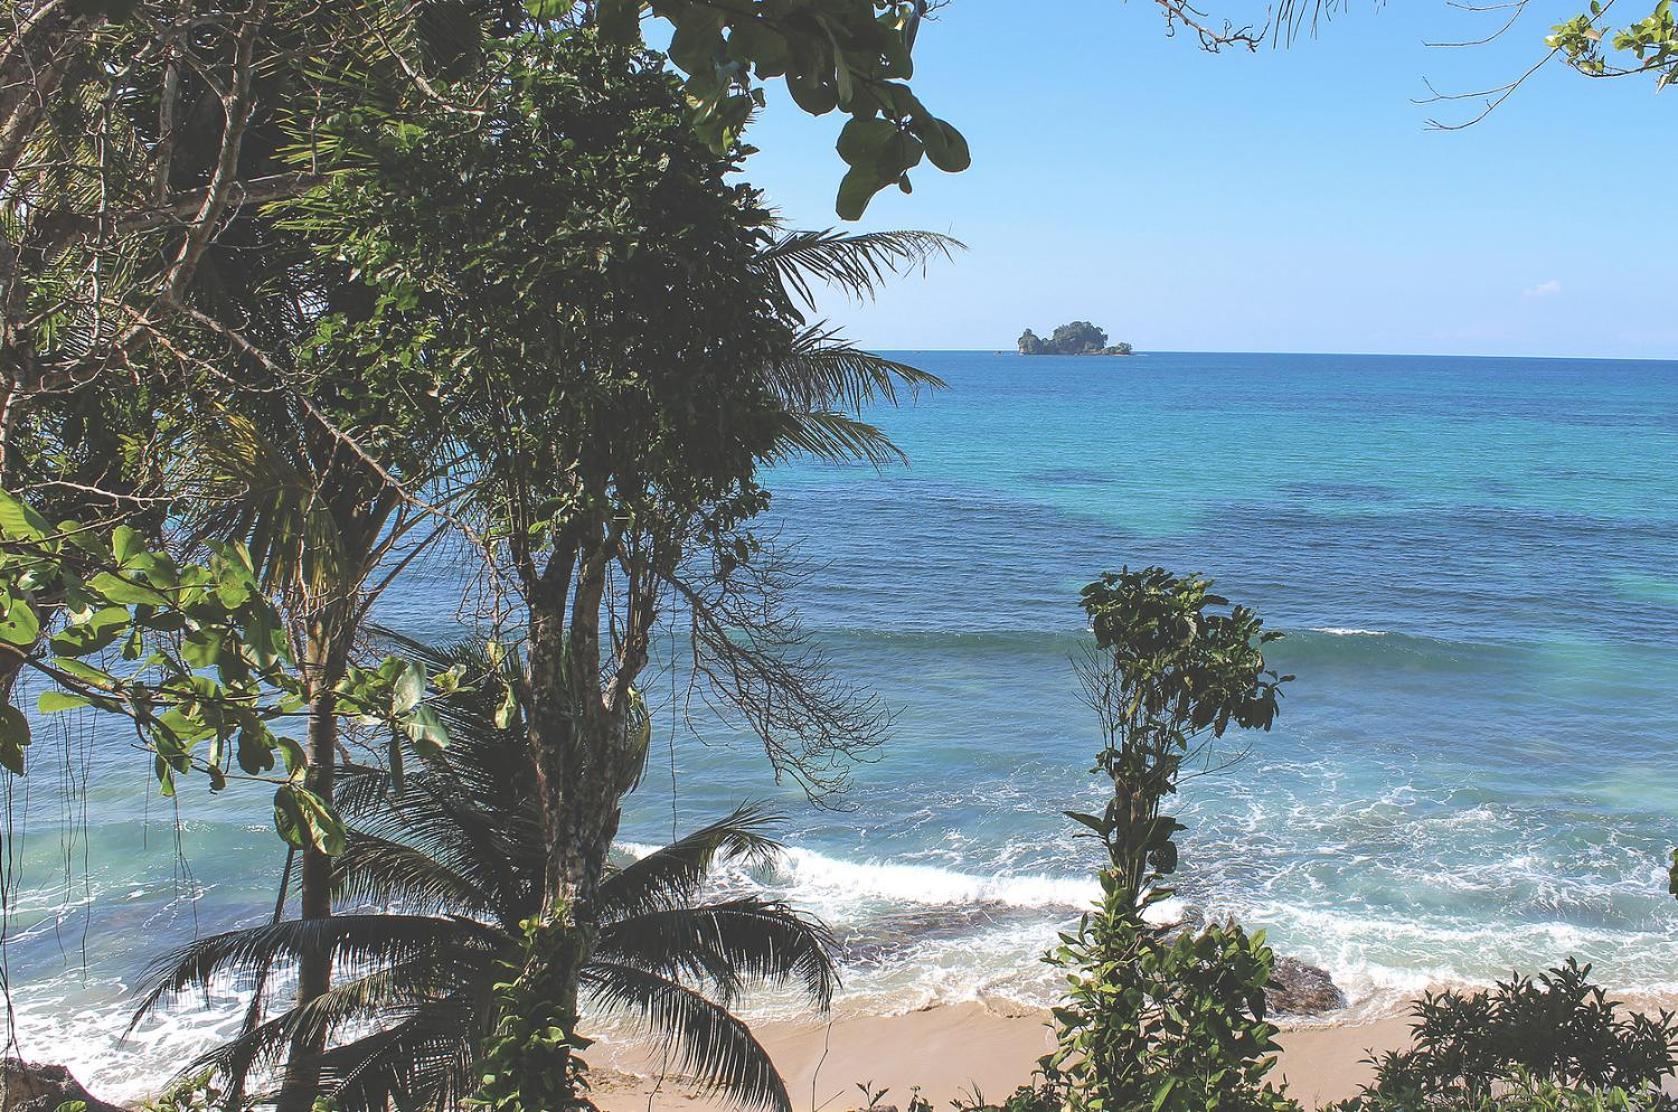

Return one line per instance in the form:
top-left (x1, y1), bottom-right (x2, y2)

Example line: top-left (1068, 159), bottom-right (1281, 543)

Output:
top-left (2, 3), bottom-right (1676, 1112)
top-left (1018, 322), bottom-right (1134, 356)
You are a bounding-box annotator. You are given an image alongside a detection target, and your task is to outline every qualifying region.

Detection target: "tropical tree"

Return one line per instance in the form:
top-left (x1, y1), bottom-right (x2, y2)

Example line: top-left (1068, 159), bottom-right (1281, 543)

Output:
top-left (280, 28), bottom-right (954, 1109)
top-left (131, 637), bottom-right (837, 1112)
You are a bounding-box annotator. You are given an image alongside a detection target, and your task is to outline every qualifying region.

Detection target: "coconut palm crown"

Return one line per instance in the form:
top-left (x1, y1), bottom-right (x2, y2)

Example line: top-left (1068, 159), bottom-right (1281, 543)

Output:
top-left (130, 638), bottom-right (837, 1112)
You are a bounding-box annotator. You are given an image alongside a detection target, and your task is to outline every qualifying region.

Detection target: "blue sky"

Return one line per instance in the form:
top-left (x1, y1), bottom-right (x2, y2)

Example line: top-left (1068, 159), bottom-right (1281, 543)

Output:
top-left (738, 1), bottom-right (1677, 358)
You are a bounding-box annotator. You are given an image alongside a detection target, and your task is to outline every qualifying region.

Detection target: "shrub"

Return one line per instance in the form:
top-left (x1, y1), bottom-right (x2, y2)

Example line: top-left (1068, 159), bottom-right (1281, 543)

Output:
top-left (1332, 1073), bottom-right (1673, 1111)
top-left (1332, 960), bottom-right (1678, 1109)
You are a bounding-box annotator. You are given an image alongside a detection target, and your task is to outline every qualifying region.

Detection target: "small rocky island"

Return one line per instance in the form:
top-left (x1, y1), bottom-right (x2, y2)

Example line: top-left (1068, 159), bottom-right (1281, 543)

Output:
top-left (1018, 320), bottom-right (1133, 356)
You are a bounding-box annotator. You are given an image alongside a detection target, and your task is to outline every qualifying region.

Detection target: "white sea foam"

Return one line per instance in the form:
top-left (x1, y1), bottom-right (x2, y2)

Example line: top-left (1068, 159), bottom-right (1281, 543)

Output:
top-left (1308, 627), bottom-right (1390, 637)
top-left (622, 840), bottom-right (1101, 916)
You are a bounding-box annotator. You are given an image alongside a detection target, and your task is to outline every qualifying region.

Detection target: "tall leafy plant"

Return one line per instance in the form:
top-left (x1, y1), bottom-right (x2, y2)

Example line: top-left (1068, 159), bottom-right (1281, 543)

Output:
top-left (1046, 566), bottom-right (1295, 1112)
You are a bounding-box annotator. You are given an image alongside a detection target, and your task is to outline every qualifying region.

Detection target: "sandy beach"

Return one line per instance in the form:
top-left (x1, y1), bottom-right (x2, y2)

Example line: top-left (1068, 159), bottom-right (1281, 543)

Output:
top-left (591, 1003), bottom-right (1415, 1112)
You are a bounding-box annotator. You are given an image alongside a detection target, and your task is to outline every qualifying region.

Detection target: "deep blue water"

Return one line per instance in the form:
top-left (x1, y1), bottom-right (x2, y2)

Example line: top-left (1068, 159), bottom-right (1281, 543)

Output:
top-left (7, 351), bottom-right (1678, 1095)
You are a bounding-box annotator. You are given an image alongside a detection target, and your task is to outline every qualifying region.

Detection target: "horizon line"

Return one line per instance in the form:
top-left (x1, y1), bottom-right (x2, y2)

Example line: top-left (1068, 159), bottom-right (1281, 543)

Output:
top-left (856, 347), bottom-right (1678, 364)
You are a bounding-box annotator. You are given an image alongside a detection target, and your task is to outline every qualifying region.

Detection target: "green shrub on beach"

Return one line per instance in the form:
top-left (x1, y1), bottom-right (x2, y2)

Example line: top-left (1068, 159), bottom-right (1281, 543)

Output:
top-left (1330, 1075), bottom-right (1673, 1112)
top-left (1330, 960), bottom-right (1678, 1111)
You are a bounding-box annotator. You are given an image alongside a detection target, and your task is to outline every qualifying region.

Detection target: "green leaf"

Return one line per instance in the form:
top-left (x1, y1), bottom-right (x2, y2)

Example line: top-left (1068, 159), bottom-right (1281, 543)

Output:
top-left (237, 725), bottom-right (276, 775)
top-left (37, 687), bottom-right (89, 714)
top-left (274, 784), bottom-right (346, 855)
top-left (836, 116), bottom-right (899, 168)
top-left (918, 117), bottom-right (970, 173)
top-left (0, 490), bottom-right (51, 540)
top-left (0, 597), bottom-right (40, 646)
top-left (52, 657), bottom-right (115, 688)
top-left (1064, 810), bottom-right (1111, 837)
top-left (275, 735), bottom-right (307, 776)
top-left (835, 165), bottom-right (883, 221)
top-left (112, 524), bottom-right (145, 566)
top-left (785, 70), bottom-right (838, 116)
top-left (88, 570), bottom-right (170, 607)
top-left (392, 657), bottom-right (425, 715)
top-left (51, 605), bottom-right (130, 656)
top-left (401, 703), bottom-right (449, 756)
top-left (0, 705), bottom-right (30, 774)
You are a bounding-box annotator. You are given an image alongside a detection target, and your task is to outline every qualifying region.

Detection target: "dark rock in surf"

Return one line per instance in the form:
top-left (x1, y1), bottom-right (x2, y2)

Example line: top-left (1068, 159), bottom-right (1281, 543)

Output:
top-left (1, 1061), bottom-right (129, 1112)
top-left (1268, 955), bottom-right (1347, 1015)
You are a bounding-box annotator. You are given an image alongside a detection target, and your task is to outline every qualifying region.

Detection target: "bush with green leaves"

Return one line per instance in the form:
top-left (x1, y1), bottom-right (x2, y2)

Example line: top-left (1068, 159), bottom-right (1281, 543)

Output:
top-left (1332, 960), bottom-right (1678, 1109)
top-left (1044, 567), bottom-right (1296, 1112)
top-left (1334, 1074), bottom-right (1675, 1112)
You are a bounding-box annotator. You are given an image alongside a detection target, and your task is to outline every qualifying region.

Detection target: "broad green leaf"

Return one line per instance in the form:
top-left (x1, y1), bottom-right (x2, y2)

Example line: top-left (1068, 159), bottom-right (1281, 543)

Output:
top-left (274, 784), bottom-right (346, 855)
top-left (918, 118), bottom-right (970, 173)
top-left (402, 703), bottom-right (449, 756)
top-left (237, 725), bottom-right (276, 774)
top-left (0, 491), bottom-right (52, 541)
top-left (392, 658), bottom-right (425, 715)
top-left (0, 705), bottom-right (29, 774)
top-left (835, 164), bottom-right (882, 222)
top-left (88, 570), bottom-right (170, 607)
top-left (37, 687), bottom-right (89, 714)
top-left (112, 524), bottom-right (146, 566)
top-left (0, 597), bottom-right (40, 646)
top-left (836, 116), bottom-right (899, 168)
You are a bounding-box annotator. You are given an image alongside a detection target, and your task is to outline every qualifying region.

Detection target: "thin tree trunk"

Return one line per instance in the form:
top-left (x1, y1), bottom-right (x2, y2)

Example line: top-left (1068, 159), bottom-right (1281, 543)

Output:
top-left (276, 617), bottom-right (342, 1112)
top-left (225, 846), bottom-right (295, 1112)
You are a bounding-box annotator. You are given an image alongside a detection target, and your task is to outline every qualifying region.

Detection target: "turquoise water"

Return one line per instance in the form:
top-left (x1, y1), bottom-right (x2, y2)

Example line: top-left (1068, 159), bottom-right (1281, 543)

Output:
top-left (6, 351), bottom-right (1678, 1095)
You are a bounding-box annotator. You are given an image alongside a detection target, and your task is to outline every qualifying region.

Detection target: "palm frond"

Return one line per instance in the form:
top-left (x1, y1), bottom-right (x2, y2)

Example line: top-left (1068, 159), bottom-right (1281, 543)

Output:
top-left (311, 996), bottom-right (488, 1112)
top-left (175, 970), bottom-right (477, 1103)
top-left (769, 411), bottom-right (905, 467)
top-left (757, 229), bottom-right (961, 313)
top-left (581, 962), bottom-right (792, 1112)
top-left (332, 830), bottom-right (494, 918)
top-left (599, 802), bottom-right (783, 921)
top-left (184, 412), bottom-right (348, 594)
top-left (596, 899), bottom-right (837, 1010)
top-left (129, 915), bottom-right (503, 1030)
top-left (764, 327), bottom-right (945, 414)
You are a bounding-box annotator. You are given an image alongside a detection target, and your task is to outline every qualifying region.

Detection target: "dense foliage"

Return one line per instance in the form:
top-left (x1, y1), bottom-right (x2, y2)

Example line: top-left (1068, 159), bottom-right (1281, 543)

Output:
top-left (277, 29), bottom-right (947, 1110)
top-left (1331, 961), bottom-right (1678, 1109)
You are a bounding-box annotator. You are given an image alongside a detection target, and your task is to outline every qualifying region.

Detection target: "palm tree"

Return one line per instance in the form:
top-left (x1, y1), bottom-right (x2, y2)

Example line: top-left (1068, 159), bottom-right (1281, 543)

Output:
top-left (130, 638), bottom-right (837, 1112)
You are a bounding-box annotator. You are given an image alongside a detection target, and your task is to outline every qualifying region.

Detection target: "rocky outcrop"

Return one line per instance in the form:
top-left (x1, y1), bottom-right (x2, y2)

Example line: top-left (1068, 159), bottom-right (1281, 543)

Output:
top-left (1, 1061), bottom-right (128, 1112)
top-left (1267, 955), bottom-right (1347, 1015)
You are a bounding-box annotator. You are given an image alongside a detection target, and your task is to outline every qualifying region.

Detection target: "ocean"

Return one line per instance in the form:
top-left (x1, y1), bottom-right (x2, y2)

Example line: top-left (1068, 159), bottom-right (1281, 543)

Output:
top-left (6, 351), bottom-right (1678, 1097)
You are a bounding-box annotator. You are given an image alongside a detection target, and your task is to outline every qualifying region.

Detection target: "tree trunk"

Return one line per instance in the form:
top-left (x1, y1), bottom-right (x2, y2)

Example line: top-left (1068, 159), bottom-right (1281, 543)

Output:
top-left (275, 615), bottom-right (345, 1112)
top-left (486, 562), bottom-right (643, 1107)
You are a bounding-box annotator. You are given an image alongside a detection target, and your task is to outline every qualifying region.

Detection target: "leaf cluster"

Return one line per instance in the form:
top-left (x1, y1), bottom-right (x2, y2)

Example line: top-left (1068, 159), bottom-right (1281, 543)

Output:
top-left (1549, 3), bottom-right (1678, 87)
top-left (0, 490), bottom-right (457, 852)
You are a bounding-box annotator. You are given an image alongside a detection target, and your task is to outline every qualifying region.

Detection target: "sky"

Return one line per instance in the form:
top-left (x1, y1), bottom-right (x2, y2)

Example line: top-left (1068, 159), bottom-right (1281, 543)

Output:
top-left (735, 1), bottom-right (1677, 358)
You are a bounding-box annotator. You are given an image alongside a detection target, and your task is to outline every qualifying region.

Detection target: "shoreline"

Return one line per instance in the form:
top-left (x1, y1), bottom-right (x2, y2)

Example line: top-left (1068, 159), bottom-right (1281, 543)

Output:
top-left (590, 1001), bottom-right (1417, 1112)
